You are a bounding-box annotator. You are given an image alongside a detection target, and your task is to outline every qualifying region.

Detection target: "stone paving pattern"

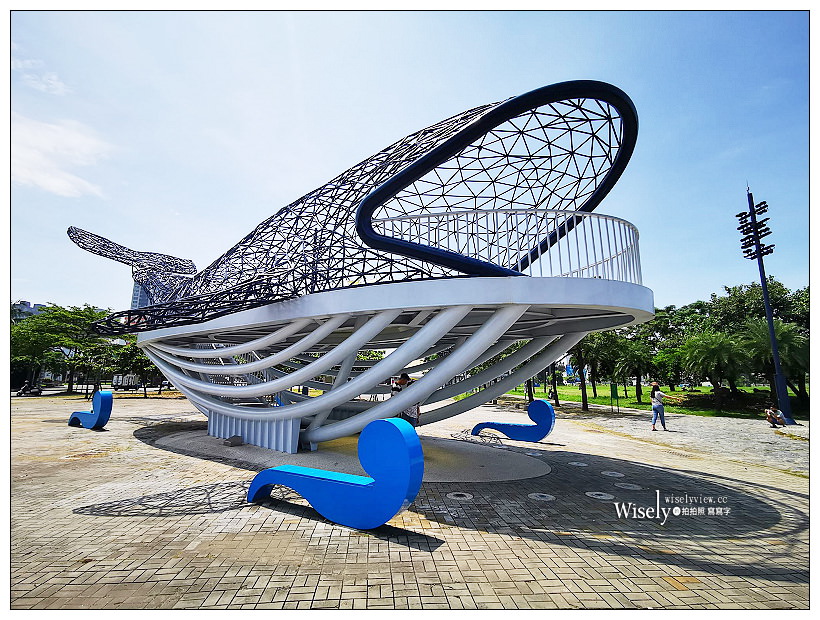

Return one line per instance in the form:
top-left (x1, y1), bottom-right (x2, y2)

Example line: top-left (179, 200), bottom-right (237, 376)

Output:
top-left (11, 394), bottom-right (809, 609)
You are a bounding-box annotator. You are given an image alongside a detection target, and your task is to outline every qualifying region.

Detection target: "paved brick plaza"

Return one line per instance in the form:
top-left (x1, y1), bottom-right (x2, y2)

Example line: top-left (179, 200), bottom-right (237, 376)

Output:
top-left (11, 394), bottom-right (809, 610)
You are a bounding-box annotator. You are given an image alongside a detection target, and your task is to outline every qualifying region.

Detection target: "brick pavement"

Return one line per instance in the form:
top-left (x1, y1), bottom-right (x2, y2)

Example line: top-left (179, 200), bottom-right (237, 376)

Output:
top-left (10, 394), bottom-right (809, 609)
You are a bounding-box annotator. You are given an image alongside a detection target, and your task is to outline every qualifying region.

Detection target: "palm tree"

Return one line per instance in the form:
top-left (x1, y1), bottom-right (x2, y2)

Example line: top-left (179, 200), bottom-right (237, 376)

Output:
top-left (740, 318), bottom-right (808, 405)
top-left (680, 331), bottom-right (747, 393)
top-left (789, 337), bottom-right (810, 407)
top-left (585, 331), bottom-right (621, 398)
top-left (613, 338), bottom-right (652, 403)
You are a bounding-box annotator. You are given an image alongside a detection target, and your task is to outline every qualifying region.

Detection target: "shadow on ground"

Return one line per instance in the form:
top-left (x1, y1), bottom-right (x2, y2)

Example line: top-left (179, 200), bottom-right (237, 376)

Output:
top-left (74, 481), bottom-right (251, 517)
top-left (73, 479), bottom-right (446, 552)
top-left (69, 420), bottom-right (810, 582)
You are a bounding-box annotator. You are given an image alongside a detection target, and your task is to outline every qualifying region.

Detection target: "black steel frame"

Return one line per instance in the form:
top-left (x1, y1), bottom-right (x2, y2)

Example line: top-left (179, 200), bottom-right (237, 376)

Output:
top-left (68, 80), bottom-right (638, 335)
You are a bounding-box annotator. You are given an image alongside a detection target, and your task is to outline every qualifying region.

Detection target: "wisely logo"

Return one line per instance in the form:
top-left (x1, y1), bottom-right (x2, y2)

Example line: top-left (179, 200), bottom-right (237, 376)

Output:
top-left (613, 490), bottom-right (678, 525)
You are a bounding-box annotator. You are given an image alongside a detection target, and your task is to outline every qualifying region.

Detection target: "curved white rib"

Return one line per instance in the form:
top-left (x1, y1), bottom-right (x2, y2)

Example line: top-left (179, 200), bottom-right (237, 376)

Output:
top-left (146, 314), bottom-right (349, 375)
top-left (301, 304), bottom-right (530, 443)
top-left (291, 340), bottom-right (457, 370)
top-left (147, 309), bottom-right (401, 398)
top-left (423, 335), bottom-right (557, 404)
top-left (420, 331), bottom-right (588, 425)
top-left (153, 305), bottom-right (475, 422)
top-left (147, 317), bottom-right (315, 358)
top-left (135, 274), bottom-right (655, 451)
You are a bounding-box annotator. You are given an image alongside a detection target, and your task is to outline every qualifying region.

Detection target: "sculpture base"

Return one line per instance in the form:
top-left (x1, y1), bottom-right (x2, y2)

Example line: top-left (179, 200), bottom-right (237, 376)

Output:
top-left (207, 411), bottom-right (301, 453)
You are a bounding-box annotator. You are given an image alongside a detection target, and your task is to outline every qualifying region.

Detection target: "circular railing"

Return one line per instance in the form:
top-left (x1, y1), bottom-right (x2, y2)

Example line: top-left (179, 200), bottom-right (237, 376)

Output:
top-left (372, 208), bottom-right (642, 284)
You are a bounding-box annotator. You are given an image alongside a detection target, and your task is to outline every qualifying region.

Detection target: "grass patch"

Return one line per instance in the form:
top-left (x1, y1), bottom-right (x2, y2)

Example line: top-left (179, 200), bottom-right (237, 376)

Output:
top-left (503, 384), bottom-right (809, 421)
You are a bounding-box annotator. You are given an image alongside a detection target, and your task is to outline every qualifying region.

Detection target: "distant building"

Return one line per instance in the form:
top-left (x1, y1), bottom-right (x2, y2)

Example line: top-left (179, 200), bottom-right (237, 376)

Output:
top-left (130, 283), bottom-right (151, 309)
top-left (13, 300), bottom-right (107, 318)
top-left (12, 300), bottom-right (46, 318)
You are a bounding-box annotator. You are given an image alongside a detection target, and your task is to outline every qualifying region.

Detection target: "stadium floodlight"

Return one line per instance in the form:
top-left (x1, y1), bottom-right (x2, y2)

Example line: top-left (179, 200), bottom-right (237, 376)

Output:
top-left (737, 189), bottom-right (793, 423)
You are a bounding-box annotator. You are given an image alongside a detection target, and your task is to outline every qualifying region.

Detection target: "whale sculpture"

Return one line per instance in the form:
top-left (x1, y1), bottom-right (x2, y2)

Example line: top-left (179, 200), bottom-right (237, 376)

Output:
top-left (247, 417), bottom-right (423, 529)
top-left (68, 390), bottom-right (113, 430)
top-left (68, 80), bottom-right (654, 453)
top-left (471, 399), bottom-right (556, 442)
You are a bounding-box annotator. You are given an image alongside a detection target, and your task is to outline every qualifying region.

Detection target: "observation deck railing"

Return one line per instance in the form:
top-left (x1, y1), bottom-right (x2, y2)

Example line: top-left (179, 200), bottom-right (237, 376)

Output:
top-left (372, 209), bottom-right (643, 285)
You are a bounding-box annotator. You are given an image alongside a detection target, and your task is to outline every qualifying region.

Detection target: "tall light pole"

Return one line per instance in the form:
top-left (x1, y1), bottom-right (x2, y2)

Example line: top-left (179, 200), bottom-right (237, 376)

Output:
top-left (735, 189), bottom-right (795, 424)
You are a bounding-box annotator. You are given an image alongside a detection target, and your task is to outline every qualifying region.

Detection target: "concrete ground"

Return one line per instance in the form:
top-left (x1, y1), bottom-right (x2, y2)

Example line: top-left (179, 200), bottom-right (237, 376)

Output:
top-left (11, 392), bottom-right (809, 610)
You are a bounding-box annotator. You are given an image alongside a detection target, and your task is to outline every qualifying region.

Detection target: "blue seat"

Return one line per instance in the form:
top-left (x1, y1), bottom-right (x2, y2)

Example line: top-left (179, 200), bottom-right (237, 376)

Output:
top-left (68, 390), bottom-right (113, 430)
top-left (471, 399), bottom-right (555, 442)
top-left (247, 417), bottom-right (423, 530)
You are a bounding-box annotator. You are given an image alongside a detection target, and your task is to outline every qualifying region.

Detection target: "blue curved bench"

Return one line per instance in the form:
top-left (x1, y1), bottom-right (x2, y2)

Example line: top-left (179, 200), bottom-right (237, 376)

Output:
top-left (247, 417), bottom-right (423, 530)
top-left (471, 399), bottom-right (555, 442)
top-left (68, 390), bottom-right (113, 430)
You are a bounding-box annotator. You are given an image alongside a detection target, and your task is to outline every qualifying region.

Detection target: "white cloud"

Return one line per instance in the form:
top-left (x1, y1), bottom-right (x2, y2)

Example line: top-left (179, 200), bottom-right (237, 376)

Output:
top-left (11, 47), bottom-right (70, 95)
top-left (21, 71), bottom-right (70, 95)
top-left (11, 113), bottom-right (112, 198)
top-left (11, 57), bottom-right (44, 71)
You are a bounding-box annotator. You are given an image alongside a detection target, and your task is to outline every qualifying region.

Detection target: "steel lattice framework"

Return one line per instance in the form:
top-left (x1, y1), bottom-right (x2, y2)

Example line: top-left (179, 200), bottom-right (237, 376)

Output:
top-left (69, 81), bottom-right (638, 335)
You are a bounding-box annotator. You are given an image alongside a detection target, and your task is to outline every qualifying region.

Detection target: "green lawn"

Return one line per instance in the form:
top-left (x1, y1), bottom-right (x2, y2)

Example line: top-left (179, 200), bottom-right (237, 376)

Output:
top-left (505, 383), bottom-right (809, 421)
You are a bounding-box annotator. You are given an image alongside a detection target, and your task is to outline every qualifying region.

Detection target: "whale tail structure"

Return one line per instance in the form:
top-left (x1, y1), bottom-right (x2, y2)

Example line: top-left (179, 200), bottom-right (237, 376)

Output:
top-left (67, 226), bottom-right (197, 306)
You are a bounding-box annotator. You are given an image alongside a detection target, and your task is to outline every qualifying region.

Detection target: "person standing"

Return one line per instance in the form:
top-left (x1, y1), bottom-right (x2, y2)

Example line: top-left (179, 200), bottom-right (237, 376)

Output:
top-left (649, 382), bottom-right (682, 431)
top-left (391, 373), bottom-right (421, 427)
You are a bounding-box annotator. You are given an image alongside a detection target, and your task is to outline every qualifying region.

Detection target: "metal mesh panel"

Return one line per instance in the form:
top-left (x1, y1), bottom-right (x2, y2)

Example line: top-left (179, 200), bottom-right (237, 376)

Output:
top-left (68, 81), bottom-right (638, 335)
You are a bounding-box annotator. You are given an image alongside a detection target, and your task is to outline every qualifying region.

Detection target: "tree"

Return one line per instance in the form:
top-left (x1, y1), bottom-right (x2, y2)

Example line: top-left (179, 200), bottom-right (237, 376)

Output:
top-left (10, 316), bottom-right (61, 385)
top-left (11, 304), bottom-right (111, 392)
top-left (708, 277), bottom-right (807, 334)
top-left (548, 362), bottom-right (561, 405)
top-left (584, 331), bottom-right (621, 397)
top-left (45, 305), bottom-right (109, 392)
top-left (464, 341), bottom-right (527, 376)
top-left (652, 347), bottom-right (684, 391)
top-left (613, 338), bottom-right (652, 403)
top-left (680, 331), bottom-right (747, 393)
top-left (643, 304), bottom-right (710, 391)
top-left (669, 300), bottom-right (712, 337)
top-left (568, 340), bottom-right (592, 411)
top-left (740, 318), bottom-right (808, 407)
top-left (113, 339), bottom-right (159, 398)
top-left (785, 335), bottom-right (811, 408)
top-left (783, 286), bottom-right (809, 331)
top-left (77, 340), bottom-right (119, 397)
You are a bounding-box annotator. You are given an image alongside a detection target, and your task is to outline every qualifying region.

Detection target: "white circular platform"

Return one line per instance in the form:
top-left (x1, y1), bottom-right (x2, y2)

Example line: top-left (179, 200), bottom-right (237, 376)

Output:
top-left (155, 430), bottom-right (551, 483)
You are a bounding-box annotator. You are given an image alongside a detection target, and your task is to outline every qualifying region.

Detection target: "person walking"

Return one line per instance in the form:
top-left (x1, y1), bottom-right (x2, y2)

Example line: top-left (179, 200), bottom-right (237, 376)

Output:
top-left (649, 382), bottom-right (682, 431)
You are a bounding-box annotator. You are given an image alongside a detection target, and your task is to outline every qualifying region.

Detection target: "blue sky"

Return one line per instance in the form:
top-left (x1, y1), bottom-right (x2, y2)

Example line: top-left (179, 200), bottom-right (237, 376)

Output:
top-left (10, 10), bottom-right (809, 313)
